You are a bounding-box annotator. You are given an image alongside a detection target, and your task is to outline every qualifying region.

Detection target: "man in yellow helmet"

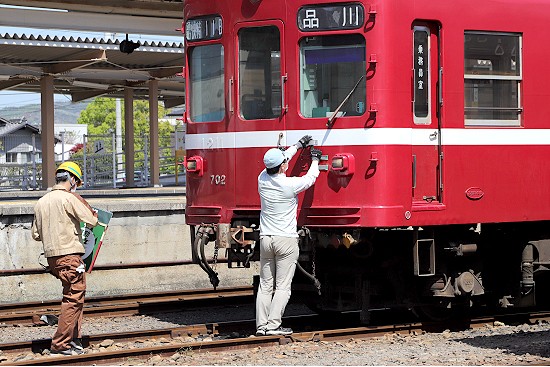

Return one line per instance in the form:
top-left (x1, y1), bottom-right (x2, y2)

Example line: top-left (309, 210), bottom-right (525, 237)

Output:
top-left (31, 161), bottom-right (98, 356)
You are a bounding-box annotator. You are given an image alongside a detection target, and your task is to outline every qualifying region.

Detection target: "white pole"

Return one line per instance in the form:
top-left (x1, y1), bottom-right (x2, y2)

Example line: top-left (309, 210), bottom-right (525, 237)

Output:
top-left (61, 131), bottom-right (65, 162)
top-left (115, 98), bottom-right (123, 179)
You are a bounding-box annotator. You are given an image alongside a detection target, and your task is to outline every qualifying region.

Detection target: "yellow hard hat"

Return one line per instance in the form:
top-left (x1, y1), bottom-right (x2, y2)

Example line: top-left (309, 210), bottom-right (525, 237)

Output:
top-left (56, 161), bottom-right (83, 186)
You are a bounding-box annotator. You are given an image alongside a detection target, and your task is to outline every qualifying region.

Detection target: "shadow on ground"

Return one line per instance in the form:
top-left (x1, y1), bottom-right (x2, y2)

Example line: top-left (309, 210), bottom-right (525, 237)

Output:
top-left (456, 328), bottom-right (550, 358)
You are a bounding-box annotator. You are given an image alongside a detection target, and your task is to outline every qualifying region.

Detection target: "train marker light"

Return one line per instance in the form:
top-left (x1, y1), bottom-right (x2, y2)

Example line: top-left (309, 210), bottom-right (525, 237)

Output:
top-left (331, 153), bottom-right (355, 175)
top-left (332, 158), bottom-right (344, 169)
top-left (185, 156), bottom-right (204, 176)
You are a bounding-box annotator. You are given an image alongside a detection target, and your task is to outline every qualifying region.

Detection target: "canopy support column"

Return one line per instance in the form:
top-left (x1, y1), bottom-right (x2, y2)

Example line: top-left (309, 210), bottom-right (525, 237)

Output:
top-left (40, 75), bottom-right (55, 189)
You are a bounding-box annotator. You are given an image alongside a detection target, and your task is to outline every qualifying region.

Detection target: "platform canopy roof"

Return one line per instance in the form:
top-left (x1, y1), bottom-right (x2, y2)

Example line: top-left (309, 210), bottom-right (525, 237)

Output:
top-left (0, 0), bottom-right (183, 19)
top-left (0, 33), bottom-right (185, 107)
top-left (0, 0), bottom-right (185, 107)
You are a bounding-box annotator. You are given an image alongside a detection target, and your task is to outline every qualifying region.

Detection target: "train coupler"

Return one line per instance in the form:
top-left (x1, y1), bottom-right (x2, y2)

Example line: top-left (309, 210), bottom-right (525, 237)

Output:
top-left (224, 224), bottom-right (259, 268)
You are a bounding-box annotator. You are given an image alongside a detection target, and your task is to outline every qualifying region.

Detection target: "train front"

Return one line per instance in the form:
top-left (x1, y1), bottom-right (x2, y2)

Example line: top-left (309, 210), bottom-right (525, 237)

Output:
top-left (182, 0), bottom-right (369, 290)
top-left (183, 0), bottom-right (381, 300)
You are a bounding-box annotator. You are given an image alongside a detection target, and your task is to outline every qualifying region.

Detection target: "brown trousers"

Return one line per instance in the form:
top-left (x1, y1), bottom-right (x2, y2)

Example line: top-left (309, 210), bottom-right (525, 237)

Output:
top-left (47, 254), bottom-right (86, 351)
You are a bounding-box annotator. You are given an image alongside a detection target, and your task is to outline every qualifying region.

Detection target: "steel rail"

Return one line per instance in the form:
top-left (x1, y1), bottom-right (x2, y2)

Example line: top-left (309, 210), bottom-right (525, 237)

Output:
top-left (0, 314), bottom-right (326, 355)
top-left (6, 310), bottom-right (550, 366)
top-left (0, 325), bottom-right (220, 355)
top-left (0, 286), bottom-right (254, 325)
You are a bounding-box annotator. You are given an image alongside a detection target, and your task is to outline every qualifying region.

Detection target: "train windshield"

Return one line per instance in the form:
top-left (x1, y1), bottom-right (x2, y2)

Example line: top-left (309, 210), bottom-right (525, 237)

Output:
top-left (300, 34), bottom-right (366, 118)
top-left (188, 44), bottom-right (225, 122)
top-left (238, 26), bottom-right (281, 120)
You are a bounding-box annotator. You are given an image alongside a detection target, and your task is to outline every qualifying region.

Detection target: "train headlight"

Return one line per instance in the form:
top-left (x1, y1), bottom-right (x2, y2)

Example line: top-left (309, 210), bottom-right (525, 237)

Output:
top-left (330, 153), bottom-right (355, 176)
top-left (185, 156), bottom-right (204, 176)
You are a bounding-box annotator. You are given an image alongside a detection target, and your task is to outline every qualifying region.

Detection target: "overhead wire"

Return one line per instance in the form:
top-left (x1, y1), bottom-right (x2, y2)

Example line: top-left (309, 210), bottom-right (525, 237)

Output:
top-left (102, 59), bottom-right (153, 78)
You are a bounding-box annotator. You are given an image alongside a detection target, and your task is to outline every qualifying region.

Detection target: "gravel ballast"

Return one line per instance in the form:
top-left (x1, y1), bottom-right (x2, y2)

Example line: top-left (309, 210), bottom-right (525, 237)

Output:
top-left (1, 304), bottom-right (550, 365)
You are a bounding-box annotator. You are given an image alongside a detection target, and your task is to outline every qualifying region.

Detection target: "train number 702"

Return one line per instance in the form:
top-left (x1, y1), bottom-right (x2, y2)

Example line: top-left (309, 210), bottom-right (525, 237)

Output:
top-left (210, 175), bottom-right (226, 185)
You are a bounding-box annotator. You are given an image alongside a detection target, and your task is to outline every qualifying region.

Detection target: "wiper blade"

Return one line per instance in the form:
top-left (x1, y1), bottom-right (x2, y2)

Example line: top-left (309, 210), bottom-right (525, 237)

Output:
top-left (327, 74), bottom-right (365, 127)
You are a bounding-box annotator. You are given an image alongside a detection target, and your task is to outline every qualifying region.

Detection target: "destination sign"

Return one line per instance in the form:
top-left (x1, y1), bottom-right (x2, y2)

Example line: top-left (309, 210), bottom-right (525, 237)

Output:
top-left (185, 15), bottom-right (223, 42)
top-left (413, 28), bottom-right (429, 119)
top-left (298, 3), bottom-right (364, 32)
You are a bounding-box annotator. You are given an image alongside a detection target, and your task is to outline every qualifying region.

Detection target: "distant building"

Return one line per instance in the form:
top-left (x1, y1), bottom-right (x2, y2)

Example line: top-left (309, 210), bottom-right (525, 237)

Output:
top-left (55, 123), bottom-right (87, 144)
top-left (0, 117), bottom-right (66, 164)
top-left (54, 123), bottom-right (88, 161)
top-left (0, 117), bottom-right (43, 164)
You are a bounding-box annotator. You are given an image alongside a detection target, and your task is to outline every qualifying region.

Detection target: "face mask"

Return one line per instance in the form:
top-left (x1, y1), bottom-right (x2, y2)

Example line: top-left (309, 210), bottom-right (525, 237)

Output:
top-left (70, 177), bottom-right (77, 192)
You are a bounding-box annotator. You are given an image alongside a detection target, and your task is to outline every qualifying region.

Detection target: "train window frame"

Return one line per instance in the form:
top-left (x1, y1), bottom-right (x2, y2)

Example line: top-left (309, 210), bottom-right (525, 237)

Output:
top-left (298, 34), bottom-right (366, 119)
top-left (464, 31), bottom-right (522, 127)
top-left (238, 26), bottom-right (282, 121)
top-left (188, 43), bottom-right (225, 123)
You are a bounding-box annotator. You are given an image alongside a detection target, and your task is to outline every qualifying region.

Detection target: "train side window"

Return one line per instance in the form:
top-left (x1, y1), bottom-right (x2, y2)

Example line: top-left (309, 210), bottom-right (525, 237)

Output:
top-left (299, 34), bottom-right (366, 118)
top-left (188, 44), bottom-right (225, 122)
top-left (464, 32), bottom-right (522, 126)
top-left (238, 26), bottom-right (281, 120)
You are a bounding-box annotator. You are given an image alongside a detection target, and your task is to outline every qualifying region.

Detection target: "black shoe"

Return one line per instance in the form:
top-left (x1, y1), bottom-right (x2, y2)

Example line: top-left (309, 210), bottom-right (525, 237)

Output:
top-left (51, 347), bottom-right (83, 356)
top-left (39, 314), bottom-right (59, 326)
top-left (266, 326), bottom-right (293, 336)
top-left (70, 338), bottom-right (84, 351)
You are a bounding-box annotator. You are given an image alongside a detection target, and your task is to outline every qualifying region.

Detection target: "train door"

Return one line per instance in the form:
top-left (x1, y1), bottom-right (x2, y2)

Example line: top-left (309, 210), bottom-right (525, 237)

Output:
top-left (412, 23), bottom-right (443, 205)
top-left (234, 21), bottom-right (286, 207)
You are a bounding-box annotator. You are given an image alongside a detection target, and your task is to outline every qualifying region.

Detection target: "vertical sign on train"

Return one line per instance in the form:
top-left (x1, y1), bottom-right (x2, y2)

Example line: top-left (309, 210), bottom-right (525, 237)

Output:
top-left (414, 29), bottom-right (429, 119)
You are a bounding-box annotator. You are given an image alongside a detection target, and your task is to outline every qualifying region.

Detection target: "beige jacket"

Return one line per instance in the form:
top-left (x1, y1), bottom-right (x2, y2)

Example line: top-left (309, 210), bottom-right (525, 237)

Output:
top-left (32, 185), bottom-right (99, 258)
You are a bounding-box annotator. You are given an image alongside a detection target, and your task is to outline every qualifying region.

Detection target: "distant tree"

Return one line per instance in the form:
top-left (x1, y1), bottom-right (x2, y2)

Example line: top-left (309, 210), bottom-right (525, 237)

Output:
top-left (77, 98), bottom-right (171, 136)
top-left (76, 98), bottom-right (180, 174)
top-left (69, 143), bottom-right (84, 156)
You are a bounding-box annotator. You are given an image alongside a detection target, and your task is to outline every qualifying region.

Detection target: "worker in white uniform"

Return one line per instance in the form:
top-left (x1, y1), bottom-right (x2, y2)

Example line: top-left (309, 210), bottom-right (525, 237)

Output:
top-left (256, 135), bottom-right (322, 336)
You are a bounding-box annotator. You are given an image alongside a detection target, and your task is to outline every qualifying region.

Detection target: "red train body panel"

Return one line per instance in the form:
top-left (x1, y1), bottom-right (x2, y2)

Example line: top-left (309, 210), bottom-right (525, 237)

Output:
top-left (183, 0), bottom-right (550, 317)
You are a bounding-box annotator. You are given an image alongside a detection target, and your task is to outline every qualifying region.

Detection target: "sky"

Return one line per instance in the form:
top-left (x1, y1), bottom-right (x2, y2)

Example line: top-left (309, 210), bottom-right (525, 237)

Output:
top-left (0, 4), bottom-right (183, 109)
top-left (0, 91), bottom-right (66, 108)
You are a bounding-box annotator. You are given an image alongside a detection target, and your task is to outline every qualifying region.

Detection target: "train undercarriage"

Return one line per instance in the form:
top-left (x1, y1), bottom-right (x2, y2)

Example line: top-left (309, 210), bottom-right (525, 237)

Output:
top-left (191, 221), bottom-right (550, 323)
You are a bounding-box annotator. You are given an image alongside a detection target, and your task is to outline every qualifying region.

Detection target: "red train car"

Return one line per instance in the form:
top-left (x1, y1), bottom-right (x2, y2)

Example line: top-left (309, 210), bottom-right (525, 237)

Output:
top-left (183, 0), bottom-right (550, 320)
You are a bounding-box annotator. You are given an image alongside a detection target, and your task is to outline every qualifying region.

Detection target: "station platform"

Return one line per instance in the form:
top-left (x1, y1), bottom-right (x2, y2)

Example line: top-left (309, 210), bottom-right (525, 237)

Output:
top-left (0, 186), bottom-right (185, 200)
top-left (0, 185), bottom-right (257, 304)
top-left (0, 186), bottom-right (186, 215)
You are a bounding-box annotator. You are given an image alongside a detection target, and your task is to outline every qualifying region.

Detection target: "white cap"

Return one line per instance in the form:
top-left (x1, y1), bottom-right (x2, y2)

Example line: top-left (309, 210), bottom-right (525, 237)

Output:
top-left (263, 148), bottom-right (285, 169)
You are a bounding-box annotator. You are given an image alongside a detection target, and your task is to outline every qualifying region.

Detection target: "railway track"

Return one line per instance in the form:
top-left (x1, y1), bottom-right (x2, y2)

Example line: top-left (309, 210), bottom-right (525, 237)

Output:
top-left (3, 310), bottom-right (550, 366)
top-left (0, 286), bottom-right (254, 326)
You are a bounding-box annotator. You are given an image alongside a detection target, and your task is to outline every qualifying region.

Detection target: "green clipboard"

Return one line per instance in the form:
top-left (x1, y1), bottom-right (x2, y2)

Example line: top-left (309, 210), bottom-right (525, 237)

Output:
top-left (81, 208), bottom-right (113, 273)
